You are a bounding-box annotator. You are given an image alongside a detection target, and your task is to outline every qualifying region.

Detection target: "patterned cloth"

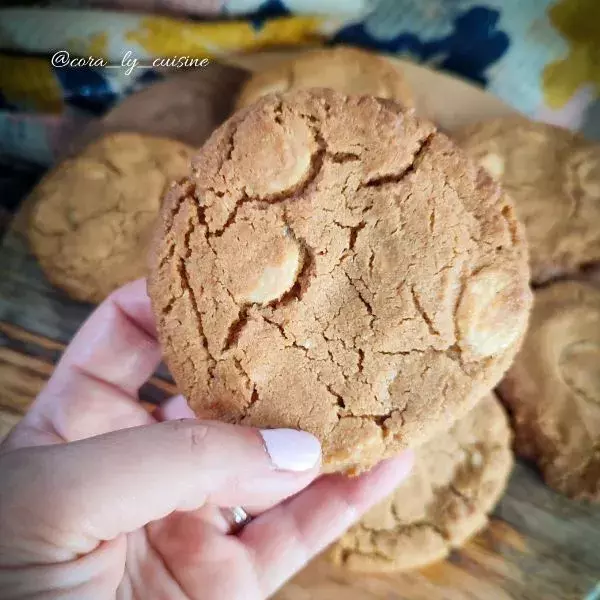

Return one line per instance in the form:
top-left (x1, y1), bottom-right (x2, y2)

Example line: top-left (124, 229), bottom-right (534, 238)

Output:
top-left (0, 0), bottom-right (598, 165)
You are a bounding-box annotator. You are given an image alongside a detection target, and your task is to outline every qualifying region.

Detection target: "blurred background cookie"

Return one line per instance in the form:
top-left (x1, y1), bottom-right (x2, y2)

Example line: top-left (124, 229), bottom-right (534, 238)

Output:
top-left (456, 118), bottom-right (600, 284)
top-left (330, 394), bottom-right (513, 572)
top-left (498, 280), bottom-right (600, 502)
top-left (28, 132), bottom-right (193, 303)
top-left (64, 66), bottom-right (246, 159)
top-left (235, 47), bottom-right (414, 110)
top-left (149, 89), bottom-right (531, 474)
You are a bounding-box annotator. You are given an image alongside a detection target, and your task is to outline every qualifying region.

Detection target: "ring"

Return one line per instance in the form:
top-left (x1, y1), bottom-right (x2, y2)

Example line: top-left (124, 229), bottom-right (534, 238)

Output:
top-left (226, 506), bottom-right (252, 534)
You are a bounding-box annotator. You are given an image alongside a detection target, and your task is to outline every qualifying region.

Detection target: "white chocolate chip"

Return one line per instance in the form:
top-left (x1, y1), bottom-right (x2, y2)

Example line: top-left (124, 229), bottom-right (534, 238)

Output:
top-left (479, 153), bottom-right (505, 179)
top-left (470, 450), bottom-right (483, 467)
top-left (265, 149), bottom-right (311, 195)
top-left (244, 244), bottom-right (301, 304)
top-left (457, 268), bottom-right (527, 359)
top-left (375, 369), bottom-right (398, 403)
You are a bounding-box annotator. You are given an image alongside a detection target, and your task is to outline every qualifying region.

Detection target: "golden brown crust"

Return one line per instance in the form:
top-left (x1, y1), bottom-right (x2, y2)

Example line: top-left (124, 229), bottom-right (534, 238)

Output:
top-left (148, 89), bottom-right (531, 473)
top-left (235, 47), bottom-right (415, 110)
top-left (28, 132), bottom-right (193, 303)
top-left (456, 117), bottom-right (600, 284)
top-left (329, 394), bottom-right (513, 572)
top-left (498, 281), bottom-right (600, 502)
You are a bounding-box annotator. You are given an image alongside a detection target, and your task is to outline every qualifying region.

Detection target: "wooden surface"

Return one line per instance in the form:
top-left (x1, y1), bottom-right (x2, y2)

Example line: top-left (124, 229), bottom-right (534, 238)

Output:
top-left (0, 54), bottom-right (598, 600)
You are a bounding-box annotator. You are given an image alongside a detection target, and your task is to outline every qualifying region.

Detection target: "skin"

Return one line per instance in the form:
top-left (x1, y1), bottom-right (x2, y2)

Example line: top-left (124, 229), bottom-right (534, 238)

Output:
top-left (0, 279), bottom-right (413, 600)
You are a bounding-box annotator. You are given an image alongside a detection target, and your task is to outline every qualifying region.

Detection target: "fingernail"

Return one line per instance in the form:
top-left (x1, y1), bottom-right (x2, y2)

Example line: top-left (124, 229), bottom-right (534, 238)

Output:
top-left (159, 395), bottom-right (196, 421)
top-left (260, 429), bottom-right (321, 471)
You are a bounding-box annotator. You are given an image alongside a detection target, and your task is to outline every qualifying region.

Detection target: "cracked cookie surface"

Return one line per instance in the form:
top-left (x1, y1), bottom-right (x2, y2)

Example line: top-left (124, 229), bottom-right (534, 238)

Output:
top-left (28, 132), bottom-right (193, 303)
top-left (329, 394), bottom-right (513, 571)
top-left (235, 47), bottom-right (414, 111)
top-left (498, 281), bottom-right (600, 502)
top-left (456, 117), bottom-right (600, 284)
top-left (148, 89), bottom-right (531, 473)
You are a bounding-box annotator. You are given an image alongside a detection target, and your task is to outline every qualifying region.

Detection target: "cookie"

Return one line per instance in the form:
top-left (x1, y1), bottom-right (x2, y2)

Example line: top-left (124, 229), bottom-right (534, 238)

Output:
top-left (235, 47), bottom-right (414, 110)
top-left (28, 132), bottom-right (193, 303)
top-left (456, 117), bottom-right (600, 284)
top-left (498, 281), bottom-right (600, 502)
top-left (329, 394), bottom-right (513, 571)
top-left (65, 67), bottom-right (246, 158)
top-left (148, 89), bottom-right (531, 473)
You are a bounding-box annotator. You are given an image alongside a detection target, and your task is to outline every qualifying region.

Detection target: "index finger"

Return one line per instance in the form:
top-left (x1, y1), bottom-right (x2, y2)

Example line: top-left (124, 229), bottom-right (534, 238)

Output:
top-left (58, 278), bottom-right (159, 386)
top-left (19, 279), bottom-right (161, 444)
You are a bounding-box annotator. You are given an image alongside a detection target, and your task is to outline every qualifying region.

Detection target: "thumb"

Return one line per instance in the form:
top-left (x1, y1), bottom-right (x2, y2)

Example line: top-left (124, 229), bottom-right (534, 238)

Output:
top-left (0, 420), bottom-right (320, 565)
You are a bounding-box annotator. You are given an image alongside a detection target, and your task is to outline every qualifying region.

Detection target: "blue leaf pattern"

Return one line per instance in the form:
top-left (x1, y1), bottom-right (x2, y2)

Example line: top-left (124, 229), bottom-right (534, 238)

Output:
top-left (333, 7), bottom-right (509, 86)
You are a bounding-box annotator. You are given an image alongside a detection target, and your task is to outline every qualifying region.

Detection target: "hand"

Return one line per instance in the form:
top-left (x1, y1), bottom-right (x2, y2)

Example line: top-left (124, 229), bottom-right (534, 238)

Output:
top-left (0, 279), bottom-right (413, 600)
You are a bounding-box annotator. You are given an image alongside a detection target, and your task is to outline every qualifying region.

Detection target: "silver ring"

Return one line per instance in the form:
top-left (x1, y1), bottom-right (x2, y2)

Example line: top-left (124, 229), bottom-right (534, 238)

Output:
top-left (227, 506), bottom-right (252, 534)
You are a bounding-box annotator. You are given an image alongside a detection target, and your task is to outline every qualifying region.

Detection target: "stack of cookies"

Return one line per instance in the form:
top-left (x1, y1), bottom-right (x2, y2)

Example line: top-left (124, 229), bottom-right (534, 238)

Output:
top-left (456, 118), bottom-right (600, 503)
top-left (24, 47), bottom-right (599, 573)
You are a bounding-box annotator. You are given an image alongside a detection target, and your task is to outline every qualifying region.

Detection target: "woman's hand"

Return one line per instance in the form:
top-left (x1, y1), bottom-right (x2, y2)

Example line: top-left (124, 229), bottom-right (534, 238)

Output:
top-left (0, 279), bottom-right (413, 599)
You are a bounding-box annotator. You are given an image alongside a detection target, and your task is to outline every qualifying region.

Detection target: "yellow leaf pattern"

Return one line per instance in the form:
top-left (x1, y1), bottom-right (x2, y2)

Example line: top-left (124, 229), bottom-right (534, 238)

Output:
top-left (543, 0), bottom-right (600, 108)
top-left (126, 16), bottom-right (325, 58)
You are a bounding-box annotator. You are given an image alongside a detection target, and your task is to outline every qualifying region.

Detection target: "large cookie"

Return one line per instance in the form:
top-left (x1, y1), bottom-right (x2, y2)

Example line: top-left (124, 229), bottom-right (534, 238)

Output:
top-left (235, 47), bottom-right (414, 110)
top-left (149, 89), bottom-right (531, 473)
top-left (28, 133), bottom-right (193, 303)
top-left (498, 281), bottom-right (600, 502)
top-left (456, 117), bottom-right (600, 284)
top-left (329, 394), bottom-right (513, 571)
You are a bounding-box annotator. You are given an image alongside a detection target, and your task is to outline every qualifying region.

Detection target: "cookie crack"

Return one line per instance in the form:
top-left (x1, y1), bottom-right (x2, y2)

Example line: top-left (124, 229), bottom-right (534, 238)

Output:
top-left (342, 520), bottom-right (449, 566)
top-left (210, 102), bottom-right (329, 239)
top-left (178, 215), bottom-right (217, 375)
top-left (102, 156), bottom-right (126, 177)
top-left (360, 131), bottom-right (435, 189)
top-left (328, 151), bottom-right (360, 163)
top-left (500, 204), bottom-right (519, 248)
top-left (410, 286), bottom-right (441, 337)
top-left (374, 347), bottom-right (468, 378)
top-left (338, 535), bottom-right (394, 564)
top-left (337, 220), bottom-right (366, 252)
top-left (273, 98), bottom-right (284, 125)
top-left (212, 121), bottom-right (238, 189)
top-left (222, 306), bottom-right (250, 353)
top-left (355, 517), bottom-right (449, 543)
top-left (429, 207), bottom-right (436, 233)
top-left (376, 349), bottom-right (425, 357)
top-left (157, 184), bottom-right (198, 268)
top-left (274, 212), bottom-right (317, 305)
top-left (326, 384), bottom-right (346, 412)
top-left (160, 278), bottom-right (178, 316)
top-left (357, 348), bottom-right (364, 373)
top-left (232, 357), bottom-right (260, 419)
top-left (343, 272), bottom-right (375, 331)
top-left (448, 484), bottom-right (476, 511)
top-left (240, 388), bottom-right (261, 422)
top-left (261, 314), bottom-right (323, 363)
top-left (450, 263), bottom-right (471, 362)
top-left (341, 406), bottom-right (406, 430)
top-left (208, 140), bottom-right (326, 238)
top-left (259, 315), bottom-right (354, 420)
top-left (35, 199), bottom-right (130, 239)
top-left (261, 314), bottom-right (290, 342)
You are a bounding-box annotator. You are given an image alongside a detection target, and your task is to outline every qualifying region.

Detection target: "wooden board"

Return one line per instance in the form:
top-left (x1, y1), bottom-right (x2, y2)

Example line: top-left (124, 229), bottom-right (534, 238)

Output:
top-left (0, 52), bottom-right (598, 600)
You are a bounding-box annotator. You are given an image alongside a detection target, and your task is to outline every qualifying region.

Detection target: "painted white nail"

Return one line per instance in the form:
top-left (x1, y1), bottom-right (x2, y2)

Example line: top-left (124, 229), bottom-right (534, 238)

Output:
top-left (260, 428), bottom-right (321, 471)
